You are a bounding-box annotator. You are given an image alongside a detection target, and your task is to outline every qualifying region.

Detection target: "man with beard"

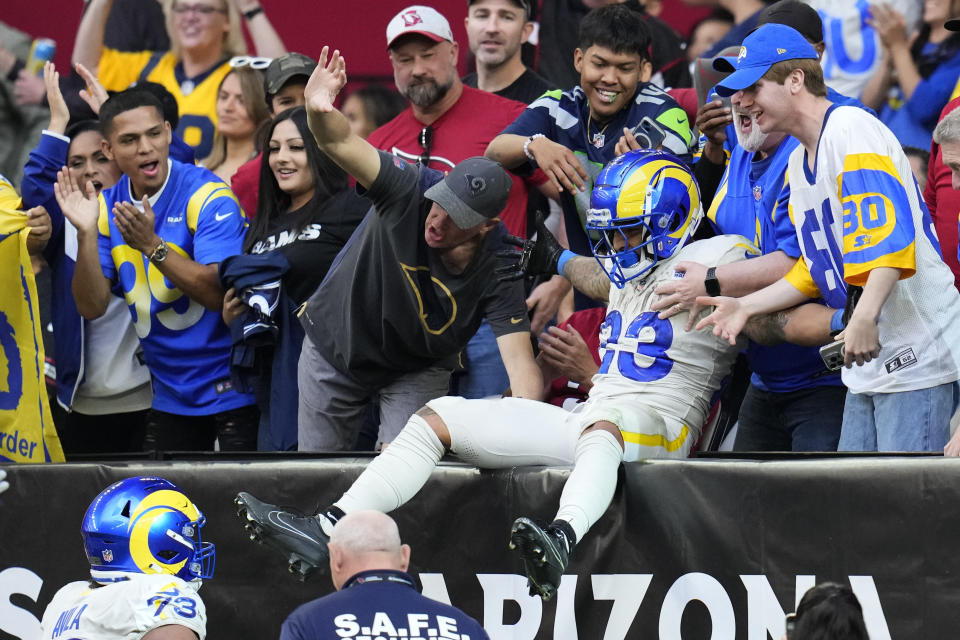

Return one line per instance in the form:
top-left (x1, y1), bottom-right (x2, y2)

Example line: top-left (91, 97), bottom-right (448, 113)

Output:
top-left (654, 99), bottom-right (846, 451)
top-left (367, 5), bottom-right (549, 400)
top-left (652, 1), bottom-right (880, 452)
top-left (368, 5), bottom-right (538, 239)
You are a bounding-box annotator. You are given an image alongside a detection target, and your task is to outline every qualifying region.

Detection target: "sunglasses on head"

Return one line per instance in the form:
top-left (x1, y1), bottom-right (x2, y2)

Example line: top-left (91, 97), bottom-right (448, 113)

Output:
top-left (229, 56), bottom-right (273, 70)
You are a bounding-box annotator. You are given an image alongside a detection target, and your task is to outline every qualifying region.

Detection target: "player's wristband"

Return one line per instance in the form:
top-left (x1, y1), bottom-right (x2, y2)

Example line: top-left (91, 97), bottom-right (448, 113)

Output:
top-left (556, 250), bottom-right (576, 276)
top-left (830, 308), bottom-right (845, 332)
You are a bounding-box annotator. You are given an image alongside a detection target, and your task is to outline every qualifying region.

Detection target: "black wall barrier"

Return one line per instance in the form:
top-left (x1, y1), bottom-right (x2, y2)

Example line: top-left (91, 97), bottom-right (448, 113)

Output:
top-left (1, 456), bottom-right (958, 639)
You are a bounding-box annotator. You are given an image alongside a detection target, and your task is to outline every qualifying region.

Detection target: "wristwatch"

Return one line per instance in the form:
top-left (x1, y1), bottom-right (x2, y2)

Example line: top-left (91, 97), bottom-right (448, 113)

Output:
top-left (149, 238), bottom-right (168, 265)
top-left (704, 266), bottom-right (721, 296)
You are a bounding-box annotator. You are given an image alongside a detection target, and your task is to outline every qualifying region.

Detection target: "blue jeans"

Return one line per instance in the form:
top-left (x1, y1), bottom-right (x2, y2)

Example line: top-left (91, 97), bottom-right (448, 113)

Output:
top-left (838, 382), bottom-right (959, 452)
top-left (449, 320), bottom-right (510, 399)
top-left (734, 383), bottom-right (846, 452)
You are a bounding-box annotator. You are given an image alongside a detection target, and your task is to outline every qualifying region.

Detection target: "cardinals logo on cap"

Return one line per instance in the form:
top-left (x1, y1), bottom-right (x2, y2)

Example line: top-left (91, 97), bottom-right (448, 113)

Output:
top-left (737, 46), bottom-right (748, 63)
top-left (465, 174), bottom-right (487, 196)
top-left (402, 10), bottom-right (423, 27)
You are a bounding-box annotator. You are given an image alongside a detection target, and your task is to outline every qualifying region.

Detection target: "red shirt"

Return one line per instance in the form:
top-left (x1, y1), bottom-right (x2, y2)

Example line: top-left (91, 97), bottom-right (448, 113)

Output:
top-left (231, 152), bottom-right (262, 218)
top-left (924, 97), bottom-right (960, 291)
top-left (545, 307), bottom-right (605, 409)
top-left (366, 85), bottom-right (535, 237)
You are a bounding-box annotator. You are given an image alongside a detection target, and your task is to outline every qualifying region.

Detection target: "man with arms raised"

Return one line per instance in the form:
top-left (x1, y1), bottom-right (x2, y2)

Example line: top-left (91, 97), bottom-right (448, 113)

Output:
top-left (288, 48), bottom-right (540, 452)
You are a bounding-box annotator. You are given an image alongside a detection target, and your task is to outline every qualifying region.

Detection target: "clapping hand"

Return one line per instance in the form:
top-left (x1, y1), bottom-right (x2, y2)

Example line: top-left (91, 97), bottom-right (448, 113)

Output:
top-left (54, 167), bottom-right (100, 233)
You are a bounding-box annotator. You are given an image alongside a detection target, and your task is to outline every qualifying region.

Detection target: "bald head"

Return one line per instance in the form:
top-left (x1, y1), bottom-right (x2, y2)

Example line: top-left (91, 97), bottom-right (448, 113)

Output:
top-left (330, 511), bottom-right (403, 553)
top-left (328, 511), bottom-right (411, 589)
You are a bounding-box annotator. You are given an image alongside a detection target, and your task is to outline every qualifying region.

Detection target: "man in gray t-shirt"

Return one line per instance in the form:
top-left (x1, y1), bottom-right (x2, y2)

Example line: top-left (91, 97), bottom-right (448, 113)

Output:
top-left (296, 47), bottom-right (542, 451)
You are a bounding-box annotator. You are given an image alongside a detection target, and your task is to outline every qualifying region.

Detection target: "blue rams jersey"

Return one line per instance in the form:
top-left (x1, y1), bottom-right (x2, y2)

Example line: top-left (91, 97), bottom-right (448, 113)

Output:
top-left (97, 160), bottom-right (254, 414)
top-left (708, 136), bottom-right (840, 392)
top-left (785, 106), bottom-right (960, 394)
top-left (503, 84), bottom-right (693, 260)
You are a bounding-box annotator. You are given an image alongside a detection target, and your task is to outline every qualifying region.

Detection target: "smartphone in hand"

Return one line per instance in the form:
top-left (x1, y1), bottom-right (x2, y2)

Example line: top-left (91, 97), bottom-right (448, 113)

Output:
top-left (631, 116), bottom-right (667, 149)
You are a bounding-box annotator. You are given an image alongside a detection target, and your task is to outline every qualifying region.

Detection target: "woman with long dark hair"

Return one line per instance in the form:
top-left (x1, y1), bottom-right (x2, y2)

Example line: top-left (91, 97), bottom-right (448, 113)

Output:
top-left (220, 106), bottom-right (369, 450)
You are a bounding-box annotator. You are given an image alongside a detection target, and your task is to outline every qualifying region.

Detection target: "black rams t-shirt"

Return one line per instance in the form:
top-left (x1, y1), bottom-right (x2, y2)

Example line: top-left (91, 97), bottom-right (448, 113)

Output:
top-left (300, 151), bottom-right (530, 387)
top-left (248, 189), bottom-right (371, 305)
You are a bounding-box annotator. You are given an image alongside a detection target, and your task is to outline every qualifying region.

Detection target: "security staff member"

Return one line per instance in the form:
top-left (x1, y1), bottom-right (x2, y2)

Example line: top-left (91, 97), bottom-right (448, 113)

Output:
top-left (279, 511), bottom-right (489, 640)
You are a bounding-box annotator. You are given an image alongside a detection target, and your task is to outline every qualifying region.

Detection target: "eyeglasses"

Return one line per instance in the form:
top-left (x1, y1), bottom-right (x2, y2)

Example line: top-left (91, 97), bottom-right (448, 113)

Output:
top-left (785, 613), bottom-right (796, 639)
top-left (229, 56), bottom-right (273, 70)
top-left (172, 3), bottom-right (227, 16)
top-left (418, 125), bottom-right (433, 166)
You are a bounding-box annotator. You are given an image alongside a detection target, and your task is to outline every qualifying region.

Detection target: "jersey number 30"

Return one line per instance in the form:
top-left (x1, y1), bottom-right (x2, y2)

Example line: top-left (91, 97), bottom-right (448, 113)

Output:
top-left (598, 310), bottom-right (674, 382)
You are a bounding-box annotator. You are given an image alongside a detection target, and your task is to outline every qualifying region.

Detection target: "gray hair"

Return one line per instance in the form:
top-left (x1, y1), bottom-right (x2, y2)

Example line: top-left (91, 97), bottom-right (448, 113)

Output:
top-left (933, 108), bottom-right (960, 146)
top-left (329, 511), bottom-right (403, 555)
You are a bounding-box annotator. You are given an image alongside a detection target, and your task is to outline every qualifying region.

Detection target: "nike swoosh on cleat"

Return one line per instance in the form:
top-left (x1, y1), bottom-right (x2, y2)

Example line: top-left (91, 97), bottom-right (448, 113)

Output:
top-left (266, 511), bottom-right (321, 544)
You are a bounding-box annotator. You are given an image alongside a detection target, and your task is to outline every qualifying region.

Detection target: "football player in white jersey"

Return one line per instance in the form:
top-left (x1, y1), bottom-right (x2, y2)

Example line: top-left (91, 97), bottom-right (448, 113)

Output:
top-left (698, 23), bottom-right (960, 452)
top-left (39, 477), bottom-right (214, 640)
top-left (235, 149), bottom-right (757, 600)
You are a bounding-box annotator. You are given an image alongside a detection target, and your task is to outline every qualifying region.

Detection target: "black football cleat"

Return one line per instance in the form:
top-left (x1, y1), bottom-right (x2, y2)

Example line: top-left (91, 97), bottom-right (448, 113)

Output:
top-left (234, 492), bottom-right (329, 581)
top-left (509, 517), bottom-right (570, 601)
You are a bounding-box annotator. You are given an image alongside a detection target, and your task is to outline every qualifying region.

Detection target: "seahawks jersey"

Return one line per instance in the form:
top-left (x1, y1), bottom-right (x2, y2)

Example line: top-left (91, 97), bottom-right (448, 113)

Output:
top-left (785, 105), bottom-right (960, 394)
top-left (39, 575), bottom-right (206, 640)
top-left (97, 160), bottom-right (254, 414)
top-left (98, 49), bottom-right (231, 159)
top-left (589, 234), bottom-right (758, 429)
top-left (502, 84), bottom-right (693, 262)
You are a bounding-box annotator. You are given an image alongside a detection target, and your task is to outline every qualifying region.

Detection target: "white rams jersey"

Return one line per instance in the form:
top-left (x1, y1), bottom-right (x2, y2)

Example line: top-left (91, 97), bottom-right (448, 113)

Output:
top-left (785, 106), bottom-right (960, 394)
top-left (38, 575), bottom-right (206, 640)
top-left (588, 234), bottom-right (758, 430)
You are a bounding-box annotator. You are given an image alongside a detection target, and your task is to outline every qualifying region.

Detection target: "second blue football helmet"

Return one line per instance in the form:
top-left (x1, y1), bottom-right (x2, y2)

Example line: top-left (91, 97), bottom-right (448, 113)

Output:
top-left (82, 476), bottom-right (215, 584)
top-left (586, 149), bottom-right (701, 288)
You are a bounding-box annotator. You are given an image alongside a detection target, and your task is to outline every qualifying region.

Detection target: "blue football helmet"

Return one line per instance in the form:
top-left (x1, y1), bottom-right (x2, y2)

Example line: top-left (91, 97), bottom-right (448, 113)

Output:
top-left (586, 149), bottom-right (702, 288)
top-left (82, 476), bottom-right (215, 583)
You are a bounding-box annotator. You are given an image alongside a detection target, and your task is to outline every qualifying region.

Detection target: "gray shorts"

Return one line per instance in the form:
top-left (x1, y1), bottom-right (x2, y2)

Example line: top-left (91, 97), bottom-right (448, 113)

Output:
top-left (297, 334), bottom-right (452, 451)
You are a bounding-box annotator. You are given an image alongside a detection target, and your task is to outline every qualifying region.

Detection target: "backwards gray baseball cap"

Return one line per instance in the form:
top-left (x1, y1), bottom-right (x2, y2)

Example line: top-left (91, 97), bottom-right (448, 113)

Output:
top-left (424, 156), bottom-right (512, 229)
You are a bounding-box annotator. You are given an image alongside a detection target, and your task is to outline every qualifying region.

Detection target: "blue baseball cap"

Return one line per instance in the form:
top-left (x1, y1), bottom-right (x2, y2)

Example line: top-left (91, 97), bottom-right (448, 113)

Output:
top-left (711, 23), bottom-right (818, 97)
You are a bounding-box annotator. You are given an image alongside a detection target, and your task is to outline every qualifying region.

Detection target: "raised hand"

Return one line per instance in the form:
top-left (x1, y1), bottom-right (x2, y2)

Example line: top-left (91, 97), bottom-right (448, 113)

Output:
top-left (43, 62), bottom-right (70, 134)
top-left (13, 69), bottom-right (46, 107)
top-left (496, 212), bottom-right (566, 282)
top-left (305, 45), bottom-right (346, 115)
top-left (54, 167), bottom-right (100, 233)
top-left (696, 97), bottom-right (732, 164)
top-left (75, 62), bottom-right (109, 115)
